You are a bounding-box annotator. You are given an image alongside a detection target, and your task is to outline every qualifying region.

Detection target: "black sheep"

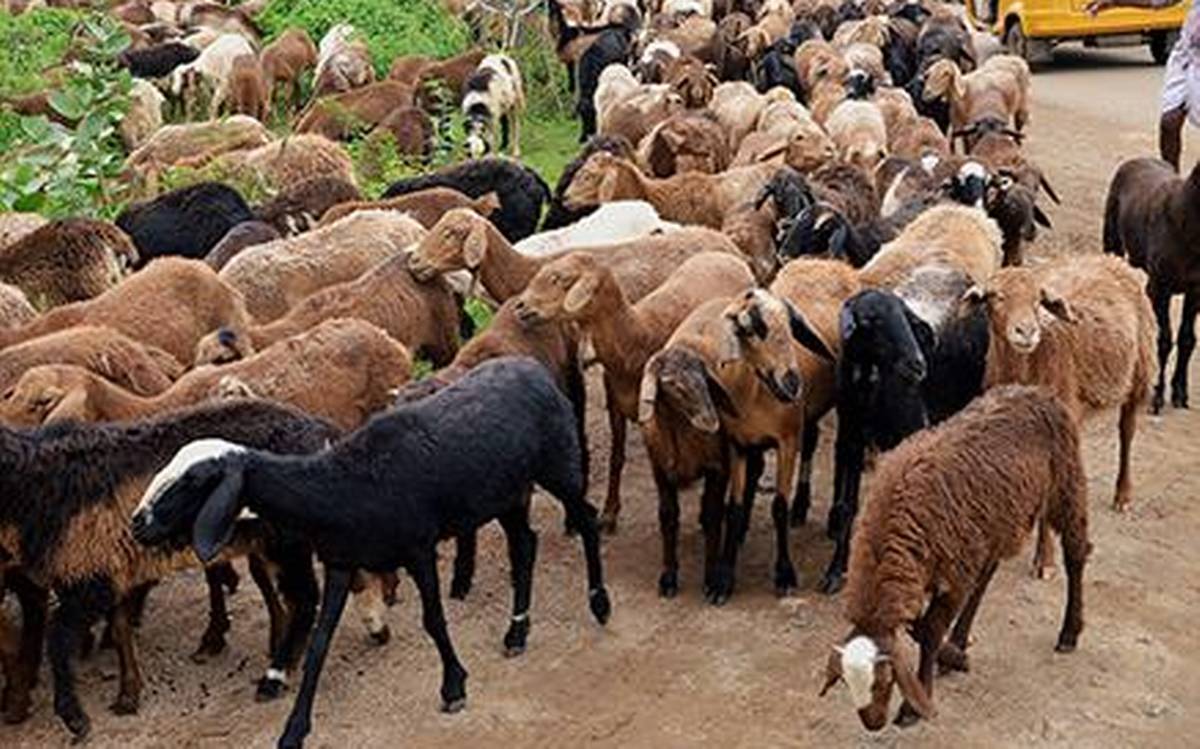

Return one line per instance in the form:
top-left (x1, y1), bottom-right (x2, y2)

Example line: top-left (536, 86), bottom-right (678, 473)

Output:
top-left (0, 400), bottom-right (338, 739)
top-left (576, 27), bottom-right (632, 141)
top-left (132, 356), bottom-right (612, 749)
top-left (755, 44), bottom-right (802, 97)
top-left (542, 134), bottom-right (635, 230)
top-left (117, 42), bottom-right (199, 79)
top-left (254, 176), bottom-right (363, 237)
top-left (382, 157), bottom-right (550, 242)
top-left (116, 182), bottom-right (254, 268)
top-left (778, 202), bottom-right (892, 267)
top-left (822, 285), bottom-right (989, 593)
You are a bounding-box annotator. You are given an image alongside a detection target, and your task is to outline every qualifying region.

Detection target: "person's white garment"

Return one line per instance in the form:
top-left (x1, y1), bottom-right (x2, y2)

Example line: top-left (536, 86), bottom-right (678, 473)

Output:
top-left (1160, 0), bottom-right (1200, 123)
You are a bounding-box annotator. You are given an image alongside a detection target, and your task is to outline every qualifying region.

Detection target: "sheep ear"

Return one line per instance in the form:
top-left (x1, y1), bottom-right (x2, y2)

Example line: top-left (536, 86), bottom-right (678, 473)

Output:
top-left (839, 305), bottom-right (856, 341)
top-left (891, 646), bottom-right (936, 719)
top-left (716, 317), bottom-right (744, 364)
top-left (786, 301), bottom-right (835, 361)
top-left (961, 285), bottom-right (990, 306)
top-left (903, 308), bottom-right (937, 356)
top-left (43, 387), bottom-right (89, 425)
top-left (1038, 172), bottom-right (1061, 205)
top-left (702, 366), bottom-right (739, 421)
top-left (1040, 289), bottom-right (1075, 323)
top-left (819, 647), bottom-right (843, 697)
top-left (756, 142), bottom-right (788, 163)
top-left (192, 466), bottom-right (246, 564)
top-left (474, 192), bottom-right (501, 216)
top-left (463, 220), bottom-right (488, 269)
top-left (1033, 204), bottom-right (1052, 229)
top-left (637, 356), bottom-right (662, 424)
top-left (563, 273), bottom-right (601, 314)
top-left (597, 168), bottom-right (620, 202)
top-left (827, 222), bottom-right (850, 259)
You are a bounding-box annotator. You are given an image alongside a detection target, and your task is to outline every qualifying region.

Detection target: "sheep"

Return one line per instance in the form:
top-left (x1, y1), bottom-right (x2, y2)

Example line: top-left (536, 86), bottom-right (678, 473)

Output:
top-left (408, 207), bottom-right (739, 302)
top-left (229, 252), bottom-right (462, 365)
top-left (1103, 157), bottom-right (1200, 413)
top-left (462, 53), bottom-right (526, 159)
top-left (889, 112), bottom-right (948, 159)
top-left (169, 33), bottom-right (257, 119)
top-left (575, 26), bottom-right (634, 140)
top-left (858, 203), bottom-right (1002, 288)
top-left (318, 187), bottom-right (500, 228)
top-left (983, 173), bottom-right (1052, 268)
top-left (311, 23), bottom-right (375, 98)
top-left (382, 157), bottom-right (551, 242)
top-left (563, 151), bottom-right (779, 228)
top-left (117, 40), bottom-right (199, 78)
top-left (542, 134), bottom-right (635, 230)
top-left (254, 176), bottom-right (363, 236)
top-left (212, 53), bottom-right (268, 121)
top-left (260, 28), bottom-right (318, 114)
top-left (514, 201), bottom-right (678, 257)
top-left (716, 11), bottom-right (753, 79)
top-left (0, 218), bottom-right (138, 308)
top-left (964, 121), bottom-right (1061, 204)
top-left (966, 255), bottom-right (1155, 516)
top-left (120, 78), bottom-right (165, 151)
top-left (636, 110), bottom-right (731, 176)
top-left (708, 81), bottom-right (770, 152)
top-left (131, 357), bottom-right (611, 749)
top-left (117, 182), bottom-right (254, 267)
top-left (123, 115), bottom-right (272, 183)
top-left (219, 210), bottom-right (426, 322)
top-left (514, 251), bottom-right (755, 532)
top-left (0, 258), bottom-right (252, 367)
top-left (0, 319), bottom-right (410, 431)
top-left (666, 54), bottom-right (716, 108)
top-left (736, 0), bottom-right (794, 59)
top-left (0, 325), bottom-right (182, 398)
top-left (598, 79), bottom-right (687, 148)
top-left (207, 134), bottom-right (356, 194)
top-left (720, 200), bottom-right (781, 283)
top-left (825, 98), bottom-right (888, 173)
top-left (0, 284), bottom-right (35, 329)
top-left (204, 220), bottom-right (281, 270)
top-left (0, 400), bottom-right (339, 740)
top-left (637, 38), bottom-right (682, 83)
top-left (921, 54), bottom-right (1030, 136)
top-left (294, 80), bottom-right (415, 141)
top-left (794, 38), bottom-right (849, 102)
top-left (0, 212), bottom-right (45, 251)
top-left (734, 110), bottom-right (838, 172)
top-left (821, 385), bottom-right (1089, 730)
top-left (183, 2), bottom-right (262, 44)
top-left (397, 49), bottom-right (487, 105)
top-left (371, 105), bottom-right (434, 157)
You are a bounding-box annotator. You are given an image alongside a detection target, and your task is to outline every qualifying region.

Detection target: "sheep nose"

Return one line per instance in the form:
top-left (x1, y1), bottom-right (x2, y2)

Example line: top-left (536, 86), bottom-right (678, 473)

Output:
top-left (1010, 324), bottom-right (1039, 350)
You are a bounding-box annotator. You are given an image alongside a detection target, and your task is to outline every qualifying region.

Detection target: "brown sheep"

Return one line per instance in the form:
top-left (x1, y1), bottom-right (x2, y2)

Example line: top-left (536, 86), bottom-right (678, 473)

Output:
top-left (0, 213), bottom-right (46, 250)
top-left (0, 258), bottom-right (252, 367)
top-left (207, 134), bottom-right (356, 194)
top-left (823, 385), bottom-right (1089, 730)
top-left (260, 28), bottom-right (318, 114)
top-left (0, 326), bottom-right (182, 397)
top-left (563, 151), bottom-right (780, 229)
top-left (214, 54), bottom-right (269, 122)
top-left (514, 251), bottom-right (756, 532)
top-left (220, 210), bottom-right (426, 322)
top-left (371, 105), bottom-right (433, 157)
top-left (922, 55), bottom-right (1031, 136)
top-left (318, 187), bottom-right (500, 228)
top-left (254, 177), bottom-right (363, 236)
top-left (0, 219), bottom-right (138, 309)
top-left (966, 255), bottom-right (1155, 515)
top-left (666, 54), bottom-right (716, 109)
top-left (413, 49), bottom-right (488, 106)
top-left (794, 38), bottom-right (848, 99)
top-left (0, 284), bottom-right (35, 329)
top-left (296, 81), bottom-right (416, 141)
top-left (720, 201), bottom-right (780, 283)
top-left (0, 319), bottom-right (410, 431)
top-left (311, 27), bottom-right (375, 99)
top-left (124, 116), bottom-right (272, 185)
top-left (204, 221), bottom-right (281, 271)
top-left (859, 204), bottom-right (1001, 288)
top-left (407, 207), bottom-right (741, 302)
top-left (636, 110), bottom-right (731, 177)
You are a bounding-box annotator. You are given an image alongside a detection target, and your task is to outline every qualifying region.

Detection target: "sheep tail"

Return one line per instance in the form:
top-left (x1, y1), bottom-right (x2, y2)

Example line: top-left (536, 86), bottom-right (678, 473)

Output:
top-left (1101, 187), bottom-right (1123, 257)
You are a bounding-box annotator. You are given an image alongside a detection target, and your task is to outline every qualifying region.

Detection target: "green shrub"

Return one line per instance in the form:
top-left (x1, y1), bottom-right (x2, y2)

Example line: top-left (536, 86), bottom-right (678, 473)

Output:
top-left (0, 8), bottom-right (80, 96)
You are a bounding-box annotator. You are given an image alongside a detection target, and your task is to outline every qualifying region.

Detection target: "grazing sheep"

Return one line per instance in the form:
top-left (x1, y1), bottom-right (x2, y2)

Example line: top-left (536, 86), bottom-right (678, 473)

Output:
top-left (260, 28), bottom-right (318, 114)
top-left (371, 105), bottom-right (434, 157)
top-left (0, 258), bottom-right (252, 367)
top-left (116, 182), bottom-right (254, 267)
top-left (462, 53), bottom-right (526, 158)
top-left (123, 115), bottom-right (272, 183)
top-left (296, 81), bottom-right (415, 141)
top-left (967, 255), bottom-right (1155, 516)
top-left (0, 326), bottom-right (182, 397)
top-left (311, 23), bottom-right (375, 98)
top-left (208, 134), bottom-right (356, 194)
top-left (0, 319), bottom-right (410, 431)
top-left (204, 220), bottom-right (281, 270)
top-left (117, 41), bottom-right (199, 78)
top-left (220, 210), bottom-right (425, 323)
top-left (0, 219), bottom-right (138, 308)
top-left (254, 177), bottom-right (363, 236)
top-left (398, 49), bottom-right (487, 105)
top-left (382, 157), bottom-right (551, 242)
top-left (212, 53), bottom-right (268, 121)
top-left (1103, 157), bottom-right (1200, 413)
top-left (169, 33), bottom-right (257, 119)
top-left (318, 187), bottom-right (500, 228)
top-left (120, 78), bottom-right (165, 151)
top-left (0, 400), bottom-right (339, 740)
top-left (514, 251), bottom-right (755, 533)
top-left (131, 357), bottom-right (611, 749)
top-left (821, 386), bottom-right (1089, 731)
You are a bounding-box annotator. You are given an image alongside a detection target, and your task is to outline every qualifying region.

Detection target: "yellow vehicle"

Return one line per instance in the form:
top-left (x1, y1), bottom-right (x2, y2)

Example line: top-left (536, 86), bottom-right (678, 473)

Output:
top-left (966, 0), bottom-right (1186, 63)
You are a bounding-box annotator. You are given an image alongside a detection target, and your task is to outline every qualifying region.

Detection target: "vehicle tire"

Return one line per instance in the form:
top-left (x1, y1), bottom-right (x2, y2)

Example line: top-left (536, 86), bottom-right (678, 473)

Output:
top-left (1150, 31), bottom-right (1175, 65)
top-left (1005, 20), bottom-right (1030, 61)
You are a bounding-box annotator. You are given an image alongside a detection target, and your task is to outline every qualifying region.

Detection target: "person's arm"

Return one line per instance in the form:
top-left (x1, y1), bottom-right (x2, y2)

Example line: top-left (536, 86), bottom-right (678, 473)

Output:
top-left (1087, 0), bottom-right (1181, 14)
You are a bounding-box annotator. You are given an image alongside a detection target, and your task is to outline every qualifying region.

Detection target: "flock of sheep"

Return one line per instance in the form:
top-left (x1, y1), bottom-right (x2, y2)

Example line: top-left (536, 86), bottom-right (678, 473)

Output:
top-left (0, 0), bottom-right (1195, 747)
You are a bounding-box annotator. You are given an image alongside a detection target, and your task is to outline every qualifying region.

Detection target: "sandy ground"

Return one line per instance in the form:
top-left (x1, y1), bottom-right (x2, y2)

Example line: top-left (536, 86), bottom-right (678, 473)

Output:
top-left (6, 44), bottom-right (1200, 749)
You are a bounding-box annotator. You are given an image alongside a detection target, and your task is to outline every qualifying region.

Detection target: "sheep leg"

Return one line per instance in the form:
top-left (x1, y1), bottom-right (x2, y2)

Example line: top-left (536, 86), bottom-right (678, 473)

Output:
top-left (600, 380), bottom-right (626, 533)
top-left (790, 421), bottom-right (820, 527)
top-left (564, 495), bottom-right (611, 625)
top-left (500, 113), bottom-right (511, 154)
top-left (567, 356), bottom-right (590, 503)
top-left (700, 468), bottom-right (730, 600)
top-left (1113, 398), bottom-right (1140, 512)
top-left (771, 438), bottom-right (799, 595)
top-left (938, 559), bottom-right (999, 675)
top-left (450, 532), bottom-right (477, 600)
top-left (108, 596), bottom-right (141, 715)
top-left (248, 555), bottom-right (286, 655)
top-left (408, 554), bottom-right (469, 713)
top-left (511, 111), bottom-right (521, 158)
top-left (257, 548), bottom-right (320, 703)
top-left (821, 434), bottom-right (864, 594)
top-left (895, 592), bottom-right (958, 727)
top-left (652, 465), bottom-right (682, 598)
top-left (193, 565), bottom-right (235, 661)
top-left (710, 449), bottom-right (751, 605)
top-left (500, 507), bottom-right (538, 656)
top-left (277, 566), bottom-right (352, 749)
top-left (1, 572), bottom-right (47, 725)
top-left (737, 446), bottom-right (765, 547)
top-left (1170, 290), bottom-right (1198, 409)
top-left (1052, 498), bottom-right (1090, 653)
top-left (1150, 285), bottom-right (1173, 414)
top-left (1031, 516), bottom-right (1056, 579)
top-left (49, 581), bottom-right (112, 739)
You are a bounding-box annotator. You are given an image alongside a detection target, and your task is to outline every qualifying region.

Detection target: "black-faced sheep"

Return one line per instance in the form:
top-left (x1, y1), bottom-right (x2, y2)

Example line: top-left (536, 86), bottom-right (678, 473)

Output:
top-left (462, 53), bottom-right (526, 159)
top-left (576, 27), bottom-right (634, 141)
top-left (116, 182), bottom-right (254, 267)
top-left (131, 357), bottom-right (611, 749)
top-left (821, 385), bottom-right (1089, 731)
top-left (117, 41), bottom-right (199, 78)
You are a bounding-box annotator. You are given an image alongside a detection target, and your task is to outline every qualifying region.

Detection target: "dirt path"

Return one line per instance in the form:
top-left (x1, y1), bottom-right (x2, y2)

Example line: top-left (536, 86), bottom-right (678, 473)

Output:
top-left (6, 46), bottom-right (1200, 749)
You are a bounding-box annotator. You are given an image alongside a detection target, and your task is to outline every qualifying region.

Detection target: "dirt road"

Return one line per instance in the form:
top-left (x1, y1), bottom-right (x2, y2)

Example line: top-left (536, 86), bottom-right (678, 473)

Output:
top-left (7, 47), bottom-right (1200, 748)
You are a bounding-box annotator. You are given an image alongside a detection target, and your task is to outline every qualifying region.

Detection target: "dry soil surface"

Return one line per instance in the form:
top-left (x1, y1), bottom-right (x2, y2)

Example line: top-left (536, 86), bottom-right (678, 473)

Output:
top-left (6, 45), bottom-right (1200, 749)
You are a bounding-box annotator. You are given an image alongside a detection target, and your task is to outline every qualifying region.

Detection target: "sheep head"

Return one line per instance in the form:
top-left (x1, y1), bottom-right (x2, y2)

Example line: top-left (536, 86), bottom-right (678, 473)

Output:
top-left (964, 269), bottom-right (1076, 355)
top-left (563, 152), bottom-right (625, 209)
top-left (920, 58), bottom-right (963, 103)
top-left (407, 208), bottom-right (491, 280)
top-left (638, 347), bottom-right (738, 433)
top-left (513, 253), bottom-right (613, 326)
top-left (0, 365), bottom-right (96, 427)
top-left (719, 289), bottom-right (833, 404)
top-left (820, 629), bottom-right (934, 731)
top-left (782, 126), bottom-right (837, 172)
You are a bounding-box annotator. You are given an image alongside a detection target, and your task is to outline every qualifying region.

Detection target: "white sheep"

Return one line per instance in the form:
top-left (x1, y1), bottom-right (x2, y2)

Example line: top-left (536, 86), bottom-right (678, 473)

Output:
top-left (169, 32), bottom-right (256, 118)
top-left (513, 201), bottom-right (680, 257)
top-left (462, 53), bottom-right (526, 159)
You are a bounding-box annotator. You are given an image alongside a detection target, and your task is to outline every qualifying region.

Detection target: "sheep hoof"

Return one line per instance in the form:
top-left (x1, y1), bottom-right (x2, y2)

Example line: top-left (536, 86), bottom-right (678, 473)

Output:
top-left (894, 703), bottom-right (922, 728)
top-left (658, 570), bottom-right (679, 598)
top-left (937, 643), bottom-right (970, 674)
top-left (255, 677), bottom-right (287, 702)
top-left (368, 625), bottom-right (391, 647)
top-left (773, 563), bottom-right (798, 595)
top-left (818, 572), bottom-right (845, 596)
top-left (705, 567), bottom-right (735, 606)
top-left (1054, 635), bottom-right (1078, 653)
top-left (109, 693), bottom-right (139, 716)
top-left (58, 701), bottom-right (90, 740)
top-left (503, 619), bottom-right (530, 657)
top-left (190, 635), bottom-right (227, 663)
top-left (1151, 389), bottom-right (1165, 414)
top-left (589, 587), bottom-right (612, 625)
top-left (1171, 387), bottom-right (1189, 409)
top-left (441, 696), bottom-right (467, 714)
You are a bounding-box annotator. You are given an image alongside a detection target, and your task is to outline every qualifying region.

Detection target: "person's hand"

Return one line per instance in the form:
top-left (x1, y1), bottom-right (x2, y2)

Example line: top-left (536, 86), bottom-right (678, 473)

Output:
top-left (1086, 0), bottom-right (1115, 15)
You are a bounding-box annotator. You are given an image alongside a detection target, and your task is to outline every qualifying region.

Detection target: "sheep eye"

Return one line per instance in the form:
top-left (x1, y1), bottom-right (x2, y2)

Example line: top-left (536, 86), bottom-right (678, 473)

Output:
top-left (1, 389), bottom-right (11, 400)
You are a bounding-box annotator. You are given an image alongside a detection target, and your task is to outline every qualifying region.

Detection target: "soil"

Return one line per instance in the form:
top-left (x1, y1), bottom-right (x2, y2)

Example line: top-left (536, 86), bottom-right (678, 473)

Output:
top-left (5, 44), bottom-right (1200, 749)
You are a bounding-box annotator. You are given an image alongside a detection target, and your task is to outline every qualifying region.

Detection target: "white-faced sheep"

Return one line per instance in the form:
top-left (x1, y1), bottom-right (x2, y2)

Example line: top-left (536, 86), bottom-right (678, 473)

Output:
top-left (462, 53), bottom-right (526, 159)
top-left (311, 23), bottom-right (375, 98)
top-left (821, 385), bottom-right (1089, 731)
top-left (169, 32), bottom-right (258, 119)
